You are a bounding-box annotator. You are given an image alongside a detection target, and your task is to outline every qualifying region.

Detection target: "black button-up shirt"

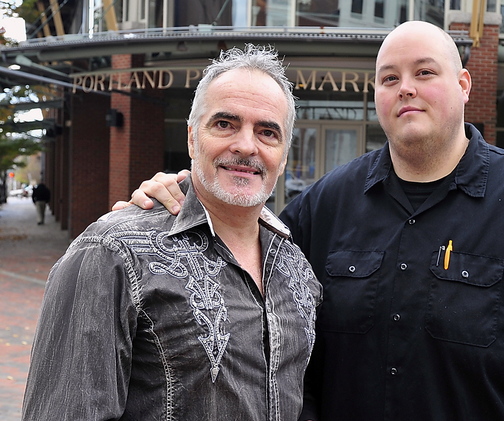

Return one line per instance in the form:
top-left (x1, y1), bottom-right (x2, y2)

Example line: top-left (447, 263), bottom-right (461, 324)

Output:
top-left (282, 124), bottom-right (504, 421)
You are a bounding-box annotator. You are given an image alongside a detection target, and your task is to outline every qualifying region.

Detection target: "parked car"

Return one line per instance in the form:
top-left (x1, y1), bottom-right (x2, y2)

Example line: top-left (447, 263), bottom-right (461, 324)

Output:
top-left (24, 185), bottom-right (33, 197)
top-left (9, 185), bottom-right (33, 198)
top-left (9, 188), bottom-right (25, 197)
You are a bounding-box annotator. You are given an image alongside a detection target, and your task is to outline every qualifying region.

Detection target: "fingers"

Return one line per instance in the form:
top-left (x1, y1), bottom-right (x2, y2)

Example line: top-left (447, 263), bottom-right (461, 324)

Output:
top-left (113, 171), bottom-right (188, 215)
top-left (136, 172), bottom-right (186, 215)
top-left (129, 186), bottom-right (156, 210)
top-left (111, 200), bottom-right (133, 211)
top-left (176, 169), bottom-right (191, 182)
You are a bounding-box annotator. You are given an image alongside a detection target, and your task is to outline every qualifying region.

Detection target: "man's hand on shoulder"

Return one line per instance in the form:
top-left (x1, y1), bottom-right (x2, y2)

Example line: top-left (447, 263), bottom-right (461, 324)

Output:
top-left (111, 170), bottom-right (190, 215)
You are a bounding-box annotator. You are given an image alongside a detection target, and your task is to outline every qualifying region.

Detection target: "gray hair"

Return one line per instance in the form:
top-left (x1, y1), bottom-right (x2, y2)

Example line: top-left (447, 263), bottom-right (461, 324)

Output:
top-left (187, 44), bottom-right (296, 147)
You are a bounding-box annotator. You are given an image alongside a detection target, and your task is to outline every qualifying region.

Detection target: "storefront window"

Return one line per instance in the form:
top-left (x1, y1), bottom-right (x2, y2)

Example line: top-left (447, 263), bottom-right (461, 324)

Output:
top-left (487, 0), bottom-right (497, 12)
top-left (282, 123), bottom-right (364, 207)
top-left (325, 129), bottom-right (358, 169)
top-left (366, 100), bottom-right (379, 122)
top-left (413, 0), bottom-right (443, 26)
top-left (175, 0), bottom-right (233, 26)
top-left (295, 89), bottom-right (368, 121)
top-left (253, 0), bottom-right (295, 26)
top-left (366, 124), bottom-right (387, 152)
top-left (297, 99), bottom-right (365, 120)
top-left (296, 0), bottom-right (340, 26)
top-left (450, 0), bottom-right (461, 10)
top-left (285, 126), bottom-right (317, 203)
top-left (351, 0), bottom-right (363, 15)
top-left (375, 0), bottom-right (384, 19)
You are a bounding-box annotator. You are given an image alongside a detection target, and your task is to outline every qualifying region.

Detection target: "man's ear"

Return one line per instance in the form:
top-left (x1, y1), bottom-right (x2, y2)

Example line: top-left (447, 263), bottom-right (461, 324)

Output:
top-left (187, 126), bottom-right (195, 159)
top-left (278, 153), bottom-right (288, 176)
top-left (459, 68), bottom-right (472, 104)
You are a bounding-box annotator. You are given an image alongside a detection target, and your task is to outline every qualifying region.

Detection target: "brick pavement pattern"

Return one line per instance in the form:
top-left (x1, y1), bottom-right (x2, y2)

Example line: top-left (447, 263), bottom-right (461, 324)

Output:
top-left (0, 197), bottom-right (70, 421)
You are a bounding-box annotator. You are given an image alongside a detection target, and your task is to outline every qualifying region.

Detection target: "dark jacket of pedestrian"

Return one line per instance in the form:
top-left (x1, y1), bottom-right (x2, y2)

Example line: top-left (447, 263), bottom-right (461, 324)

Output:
top-left (32, 183), bottom-right (50, 203)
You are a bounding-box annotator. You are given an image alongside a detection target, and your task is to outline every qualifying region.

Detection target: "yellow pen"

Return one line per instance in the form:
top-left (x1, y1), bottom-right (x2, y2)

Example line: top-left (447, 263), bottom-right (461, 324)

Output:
top-left (444, 240), bottom-right (453, 270)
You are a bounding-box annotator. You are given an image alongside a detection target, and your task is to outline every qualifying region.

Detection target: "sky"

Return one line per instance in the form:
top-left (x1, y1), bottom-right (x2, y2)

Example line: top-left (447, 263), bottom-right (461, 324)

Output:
top-left (0, 13), bottom-right (42, 123)
top-left (0, 16), bottom-right (26, 42)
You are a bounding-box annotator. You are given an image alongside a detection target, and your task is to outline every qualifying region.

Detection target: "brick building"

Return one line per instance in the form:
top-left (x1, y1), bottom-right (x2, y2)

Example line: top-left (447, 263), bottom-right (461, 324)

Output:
top-left (1, 0), bottom-right (502, 238)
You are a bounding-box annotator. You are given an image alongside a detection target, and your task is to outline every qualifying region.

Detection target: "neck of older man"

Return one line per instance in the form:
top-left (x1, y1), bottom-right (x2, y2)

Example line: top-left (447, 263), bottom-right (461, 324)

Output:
top-left (203, 198), bottom-right (265, 295)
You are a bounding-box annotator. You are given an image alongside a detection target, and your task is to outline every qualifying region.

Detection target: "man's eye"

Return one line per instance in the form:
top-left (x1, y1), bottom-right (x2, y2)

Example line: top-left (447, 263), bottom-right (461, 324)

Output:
top-left (263, 130), bottom-right (275, 137)
top-left (217, 121), bottom-right (230, 129)
top-left (382, 75), bottom-right (398, 83)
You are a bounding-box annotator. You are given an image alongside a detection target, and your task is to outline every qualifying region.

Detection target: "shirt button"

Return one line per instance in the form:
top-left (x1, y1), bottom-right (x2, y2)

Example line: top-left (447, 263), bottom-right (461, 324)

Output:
top-left (392, 313), bottom-right (401, 322)
top-left (400, 263), bottom-right (408, 270)
top-left (408, 219), bottom-right (416, 225)
top-left (390, 367), bottom-right (398, 375)
top-left (461, 270), bottom-right (469, 278)
top-left (349, 265), bottom-right (356, 273)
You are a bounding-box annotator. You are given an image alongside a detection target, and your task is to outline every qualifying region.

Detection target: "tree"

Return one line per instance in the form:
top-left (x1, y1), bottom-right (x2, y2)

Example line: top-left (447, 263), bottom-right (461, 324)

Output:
top-left (0, 1), bottom-right (45, 202)
top-left (0, 85), bottom-right (44, 203)
top-left (0, 87), bottom-right (43, 203)
top-left (0, 133), bottom-right (42, 202)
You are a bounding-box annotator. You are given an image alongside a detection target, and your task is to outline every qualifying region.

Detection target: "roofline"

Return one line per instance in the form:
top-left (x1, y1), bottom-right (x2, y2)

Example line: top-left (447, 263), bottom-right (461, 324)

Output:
top-left (1, 26), bottom-right (473, 63)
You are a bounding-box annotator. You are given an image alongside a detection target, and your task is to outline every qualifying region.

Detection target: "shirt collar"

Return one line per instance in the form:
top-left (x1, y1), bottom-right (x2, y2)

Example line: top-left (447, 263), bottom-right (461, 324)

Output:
top-left (364, 123), bottom-right (489, 198)
top-left (169, 177), bottom-right (291, 238)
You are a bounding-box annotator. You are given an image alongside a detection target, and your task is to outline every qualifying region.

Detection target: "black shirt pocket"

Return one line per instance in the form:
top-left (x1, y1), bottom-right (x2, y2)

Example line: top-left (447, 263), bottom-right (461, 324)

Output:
top-left (427, 252), bottom-right (503, 347)
top-left (318, 250), bottom-right (384, 334)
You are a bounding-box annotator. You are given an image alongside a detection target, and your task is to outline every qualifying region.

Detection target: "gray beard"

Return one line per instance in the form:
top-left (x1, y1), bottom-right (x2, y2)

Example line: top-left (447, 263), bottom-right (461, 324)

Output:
top-left (192, 158), bottom-right (273, 207)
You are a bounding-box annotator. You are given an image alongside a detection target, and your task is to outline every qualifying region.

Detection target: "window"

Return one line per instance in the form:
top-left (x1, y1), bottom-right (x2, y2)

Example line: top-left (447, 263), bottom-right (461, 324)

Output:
top-left (351, 0), bottom-right (363, 14)
top-left (375, 0), bottom-right (384, 19)
top-left (296, 0), bottom-right (340, 26)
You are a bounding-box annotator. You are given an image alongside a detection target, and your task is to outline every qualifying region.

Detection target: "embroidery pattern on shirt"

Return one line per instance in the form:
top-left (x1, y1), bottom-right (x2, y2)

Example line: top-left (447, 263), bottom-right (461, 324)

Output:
top-left (114, 228), bottom-right (230, 383)
top-left (276, 241), bottom-right (317, 353)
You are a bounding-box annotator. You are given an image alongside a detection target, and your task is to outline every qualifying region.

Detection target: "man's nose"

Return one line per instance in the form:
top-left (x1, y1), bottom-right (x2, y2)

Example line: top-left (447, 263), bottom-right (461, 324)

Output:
top-left (230, 129), bottom-right (259, 155)
top-left (398, 78), bottom-right (417, 99)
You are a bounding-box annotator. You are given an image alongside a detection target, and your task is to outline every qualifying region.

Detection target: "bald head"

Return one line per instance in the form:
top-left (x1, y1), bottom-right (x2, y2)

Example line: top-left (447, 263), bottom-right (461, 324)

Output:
top-left (377, 21), bottom-right (463, 74)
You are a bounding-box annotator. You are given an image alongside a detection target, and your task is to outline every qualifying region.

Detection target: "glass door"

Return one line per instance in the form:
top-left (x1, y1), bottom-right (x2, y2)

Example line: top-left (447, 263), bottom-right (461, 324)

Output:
top-left (270, 122), bottom-right (363, 214)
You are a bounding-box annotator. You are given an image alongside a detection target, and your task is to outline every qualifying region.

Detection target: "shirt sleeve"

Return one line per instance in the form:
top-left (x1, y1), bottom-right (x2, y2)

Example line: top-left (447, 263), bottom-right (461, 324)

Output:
top-left (22, 238), bottom-right (138, 421)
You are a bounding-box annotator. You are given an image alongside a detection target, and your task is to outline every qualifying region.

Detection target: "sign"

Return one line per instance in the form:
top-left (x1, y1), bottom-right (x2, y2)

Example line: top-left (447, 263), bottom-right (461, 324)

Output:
top-left (72, 67), bottom-right (376, 94)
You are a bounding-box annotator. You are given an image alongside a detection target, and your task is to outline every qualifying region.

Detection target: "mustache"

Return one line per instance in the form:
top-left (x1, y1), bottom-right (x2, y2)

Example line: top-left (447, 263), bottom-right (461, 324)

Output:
top-left (214, 157), bottom-right (267, 176)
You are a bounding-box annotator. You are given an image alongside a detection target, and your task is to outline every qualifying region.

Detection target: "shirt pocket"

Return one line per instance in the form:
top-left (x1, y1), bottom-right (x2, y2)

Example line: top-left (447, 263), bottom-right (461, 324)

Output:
top-left (427, 252), bottom-right (504, 347)
top-left (318, 250), bottom-right (384, 334)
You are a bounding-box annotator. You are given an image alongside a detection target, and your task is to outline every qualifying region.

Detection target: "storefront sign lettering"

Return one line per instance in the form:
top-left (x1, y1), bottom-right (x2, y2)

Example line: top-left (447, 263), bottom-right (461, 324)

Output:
top-left (294, 70), bottom-right (375, 93)
top-left (72, 68), bottom-right (375, 93)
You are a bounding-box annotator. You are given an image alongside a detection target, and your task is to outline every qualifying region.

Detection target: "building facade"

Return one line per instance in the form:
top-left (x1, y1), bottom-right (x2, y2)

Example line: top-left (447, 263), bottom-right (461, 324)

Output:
top-left (1, 0), bottom-right (502, 238)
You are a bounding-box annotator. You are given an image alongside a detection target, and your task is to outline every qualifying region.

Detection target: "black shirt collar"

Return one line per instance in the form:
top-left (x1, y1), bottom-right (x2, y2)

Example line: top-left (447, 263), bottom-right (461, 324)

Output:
top-left (365, 123), bottom-right (489, 198)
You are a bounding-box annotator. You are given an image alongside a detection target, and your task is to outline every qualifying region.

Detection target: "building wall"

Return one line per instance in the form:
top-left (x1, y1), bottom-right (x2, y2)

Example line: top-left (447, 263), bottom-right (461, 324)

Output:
top-left (47, 17), bottom-right (502, 238)
top-left (70, 91), bottom-right (111, 238)
top-left (109, 54), bottom-right (165, 209)
top-left (451, 21), bottom-right (500, 145)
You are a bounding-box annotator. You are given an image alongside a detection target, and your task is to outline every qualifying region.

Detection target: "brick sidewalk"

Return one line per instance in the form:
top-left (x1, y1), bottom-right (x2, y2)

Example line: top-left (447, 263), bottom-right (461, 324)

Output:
top-left (0, 197), bottom-right (70, 420)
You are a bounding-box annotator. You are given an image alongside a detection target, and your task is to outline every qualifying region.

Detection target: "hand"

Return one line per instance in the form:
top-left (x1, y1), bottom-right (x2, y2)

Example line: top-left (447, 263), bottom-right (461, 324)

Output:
top-left (111, 170), bottom-right (190, 215)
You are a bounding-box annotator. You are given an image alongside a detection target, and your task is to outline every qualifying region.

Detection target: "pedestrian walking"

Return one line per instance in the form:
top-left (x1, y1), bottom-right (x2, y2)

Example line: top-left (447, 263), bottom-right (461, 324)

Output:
top-left (31, 183), bottom-right (50, 225)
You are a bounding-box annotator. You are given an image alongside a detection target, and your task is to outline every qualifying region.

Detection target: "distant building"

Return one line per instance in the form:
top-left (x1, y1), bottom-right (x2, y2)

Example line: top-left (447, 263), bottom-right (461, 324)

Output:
top-left (0, 0), bottom-right (501, 237)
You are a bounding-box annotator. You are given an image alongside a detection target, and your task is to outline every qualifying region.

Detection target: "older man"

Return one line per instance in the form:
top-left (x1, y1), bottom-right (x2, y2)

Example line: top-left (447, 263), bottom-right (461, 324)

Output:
top-left (22, 44), bottom-right (322, 421)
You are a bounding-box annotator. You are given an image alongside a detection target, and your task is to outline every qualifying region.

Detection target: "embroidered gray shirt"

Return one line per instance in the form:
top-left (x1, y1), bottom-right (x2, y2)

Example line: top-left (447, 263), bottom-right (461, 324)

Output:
top-left (22, 177), bottom-right (322, 421)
